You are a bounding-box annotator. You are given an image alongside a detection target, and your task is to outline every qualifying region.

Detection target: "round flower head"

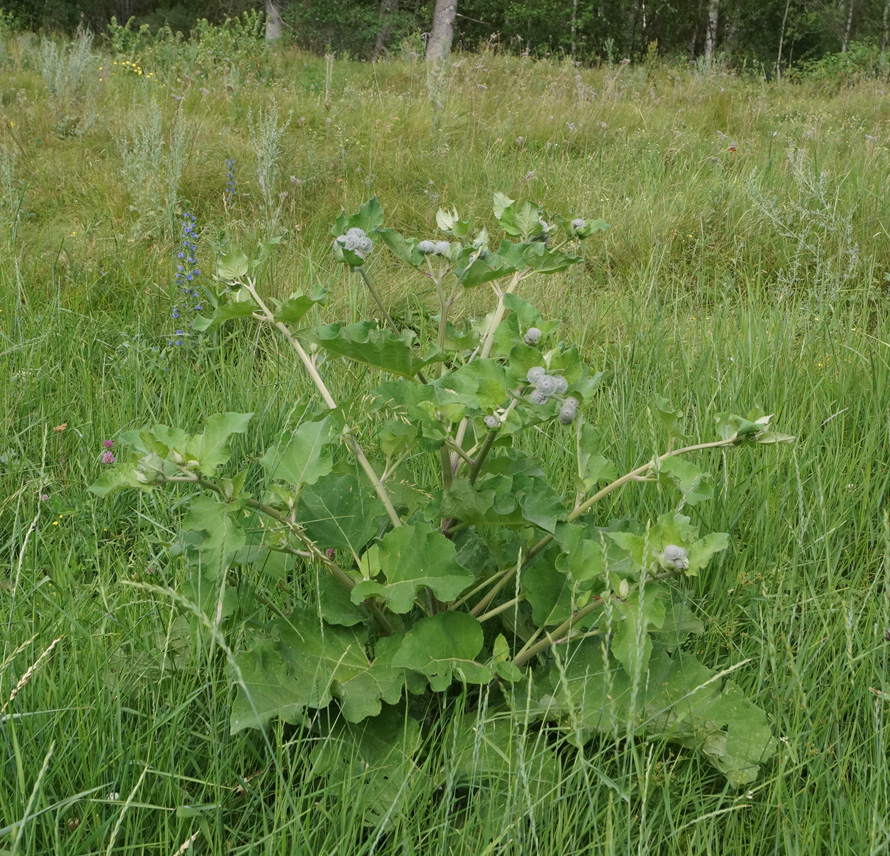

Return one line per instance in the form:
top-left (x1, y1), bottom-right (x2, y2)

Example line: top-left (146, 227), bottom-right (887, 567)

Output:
top-left (523, 327), bottom-right (542, 345)
top-left (535, 374), bottom-right (567, 397)
top-left (529, 388), bottom-right (551, 406)
top-left (417, 240), bottom-right (437, 254)
top-left (663, 544), bottom-right (689, 570)
top-left (483, 414), bottom-right (499, 429)
top-left (357, 235), bottom-right (374, 257)
top-left (435, 241), bottom-right (450, 256)
top-left (558, 397), bottom-right (579, 424)
top-left (571, 218), bottom-right (585, 230)
top-left (527, 366), bottom-right (546, 385)
top-left (346, 226), bottom-right (367, 240)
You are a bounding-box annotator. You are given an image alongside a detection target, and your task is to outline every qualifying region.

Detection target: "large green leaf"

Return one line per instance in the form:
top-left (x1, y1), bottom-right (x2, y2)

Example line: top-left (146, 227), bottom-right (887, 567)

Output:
top-left (658, 457), bottom-right (714, 506)
top-left (230, 612), bottom-right (403, 731)
top-left (577, 424), bottom-right (619, 492)
top-left (392, 612), bottom-right (491, 691)
top-left (545, 641), bottom-right (777, 786)
top-left (177, 495), bottom-right (247, 580)
top-left (351, 522), bottom-right (474, 614)
top-left (305, 322), bottom-right (442, 377)
top-left (192, 300), bottom-right (256, 331)
top-left (297, 473), bottom-right (384, 556)
top-left (331, 196), bottom-right (384, 236)
top-left (185, 412), bottom-right (253, 476)
top-left (309, 705), bottom-right (425, 823)
top-left (513, 643), bottom-right (776, 786)
top-left (273, 288), bottom-right (327, 326)
top-left (377, 228), bottom-right (425, 267)
top-left (217, 247), bottom-right (249, 281)
top-left (260, 417), bottom-right (338, 487)
top-left (607, 586), bottom-right (667, 677)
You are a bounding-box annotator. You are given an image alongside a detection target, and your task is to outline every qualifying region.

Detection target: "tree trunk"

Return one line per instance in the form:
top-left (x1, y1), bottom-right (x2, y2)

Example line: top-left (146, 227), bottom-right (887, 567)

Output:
top-left (427, 0), bottom-right (458, 64)
top-left (776, 0), bottom-right (791, 81)
top-left (704, 0), bottom-right (719, 63)
top-left (373, 0), bottom-right (400, 60)
top-left (570, 0), bottom-right (579, 57)
top-left (266, 0), bottom-right (283, 43)
top-left (841, 0), bottom-right (854, 52)
top-left (884, 0), bottom-right (890, 50)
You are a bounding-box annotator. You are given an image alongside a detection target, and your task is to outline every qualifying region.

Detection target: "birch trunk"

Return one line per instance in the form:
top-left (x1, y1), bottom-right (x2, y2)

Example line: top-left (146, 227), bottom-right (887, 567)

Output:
top-left (266, 0), bottom-right (283, 43)
top-left (704, 0), bottom-right (719, 63)
top-left (841, 0), bottom-right (854, 53)
top-left (427, 0), bottom-right (458, 64)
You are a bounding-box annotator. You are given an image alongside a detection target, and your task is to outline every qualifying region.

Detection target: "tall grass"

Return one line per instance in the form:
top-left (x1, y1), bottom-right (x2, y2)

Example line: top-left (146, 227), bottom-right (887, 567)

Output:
top-left (1, 31), bottom-right (889, 854)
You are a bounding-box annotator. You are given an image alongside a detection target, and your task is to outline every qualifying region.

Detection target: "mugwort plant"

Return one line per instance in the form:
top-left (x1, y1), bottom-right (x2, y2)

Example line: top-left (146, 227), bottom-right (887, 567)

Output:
top-left (93, 194), bottom-right (793, 811)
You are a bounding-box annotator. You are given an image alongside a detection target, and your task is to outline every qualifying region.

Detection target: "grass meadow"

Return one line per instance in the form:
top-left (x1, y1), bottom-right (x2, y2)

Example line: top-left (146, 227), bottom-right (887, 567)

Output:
top-left (2, 28), bottom-right (890, 855)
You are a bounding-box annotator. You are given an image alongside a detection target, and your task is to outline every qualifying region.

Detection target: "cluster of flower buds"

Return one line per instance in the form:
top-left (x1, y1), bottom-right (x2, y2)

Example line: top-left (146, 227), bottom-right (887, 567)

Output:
top-left (334, 227), bottom-right (374, 260)
top-left (523, 327), bottom-right (542, 345)
top-left (527, 366), bottom-right (568, 399)
top-left (417, 240), bottom-right (451, 256)
top-left (483, 414), bottom-right (500, 429)
top-left (662, 544), bottom-right (689, 570)
top-left (526, 366), bottom-right (579, 422)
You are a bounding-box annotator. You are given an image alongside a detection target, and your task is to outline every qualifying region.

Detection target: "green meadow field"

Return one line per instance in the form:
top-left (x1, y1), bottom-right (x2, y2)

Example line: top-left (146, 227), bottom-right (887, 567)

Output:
top-left (2, 22), bottom-right (890, 855)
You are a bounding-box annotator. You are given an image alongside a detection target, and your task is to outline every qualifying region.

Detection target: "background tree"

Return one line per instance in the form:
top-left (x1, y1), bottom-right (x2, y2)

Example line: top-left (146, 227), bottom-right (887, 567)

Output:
top-left (426, 0), bottom-right (457, 62)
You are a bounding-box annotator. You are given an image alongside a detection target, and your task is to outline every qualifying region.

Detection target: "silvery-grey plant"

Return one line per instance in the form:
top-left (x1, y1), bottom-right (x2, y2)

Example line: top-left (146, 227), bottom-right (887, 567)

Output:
top-left (247, 98), bottom-right (292, 239)
top-left (37, 31), bottom-right (99, 136)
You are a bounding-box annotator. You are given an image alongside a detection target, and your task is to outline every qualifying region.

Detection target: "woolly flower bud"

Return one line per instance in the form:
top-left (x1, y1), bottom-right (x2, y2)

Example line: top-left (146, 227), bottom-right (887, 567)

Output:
top-left (663, 544), bottom-right (689, 570)
top-left (558, 397), bottom-right (579, 424)
top-left (523, 327), bottom-right (542, 345)
top-left (342, 233), bottom-right (362, 251)
top-left (527, 366), bottom-right (546, 385)
top-left (357, 235), bottom-right (374, 256)
top-left (571, 218), bottom-right (585, 230)
top-left (483, 414), bottom-right (499, 429)
top-left (529, 388), bottom-right (550, 406)
top-left (417, 240), bottom-right (437, 254)
top-left (346, 226), bottom-right (367, 240)
top-left (435, 241), bottom-right (450, 255)
top-left (536, 374), bottom-right (567, 396)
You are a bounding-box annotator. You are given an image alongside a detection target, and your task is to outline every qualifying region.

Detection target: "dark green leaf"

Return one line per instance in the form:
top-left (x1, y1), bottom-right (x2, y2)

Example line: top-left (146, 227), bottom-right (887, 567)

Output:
top-left (230, 612), bottom-right (403, 731)
top-left (305, 322), bottom-right (443, 377)
top-left (298, 473), bottom-right (384, 556)
top-left (392, 612), bottom-right (491, 691)
top-left (351, 522), bottom-right (474, 613)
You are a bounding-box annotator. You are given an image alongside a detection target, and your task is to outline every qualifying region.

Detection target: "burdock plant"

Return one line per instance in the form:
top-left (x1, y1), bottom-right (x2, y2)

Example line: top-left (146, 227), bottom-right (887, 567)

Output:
top-left (93, 193), bottom-right (793, 815)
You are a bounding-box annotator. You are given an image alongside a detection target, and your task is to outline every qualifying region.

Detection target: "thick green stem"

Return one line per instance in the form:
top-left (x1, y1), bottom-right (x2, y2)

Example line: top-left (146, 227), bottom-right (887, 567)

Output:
top-left (241, 278), bottom-right (402, 529)
top-left (512, 597), bottom-right (608, 667)
top-left (469, 428), bottom-right (498, 487)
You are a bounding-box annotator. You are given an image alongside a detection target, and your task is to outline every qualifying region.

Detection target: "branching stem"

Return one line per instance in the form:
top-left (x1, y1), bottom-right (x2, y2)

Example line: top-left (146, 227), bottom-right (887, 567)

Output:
top-left (468, 437), bottom-right (738, 617)
top-left (241, 277), bottom-right (402, 529)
